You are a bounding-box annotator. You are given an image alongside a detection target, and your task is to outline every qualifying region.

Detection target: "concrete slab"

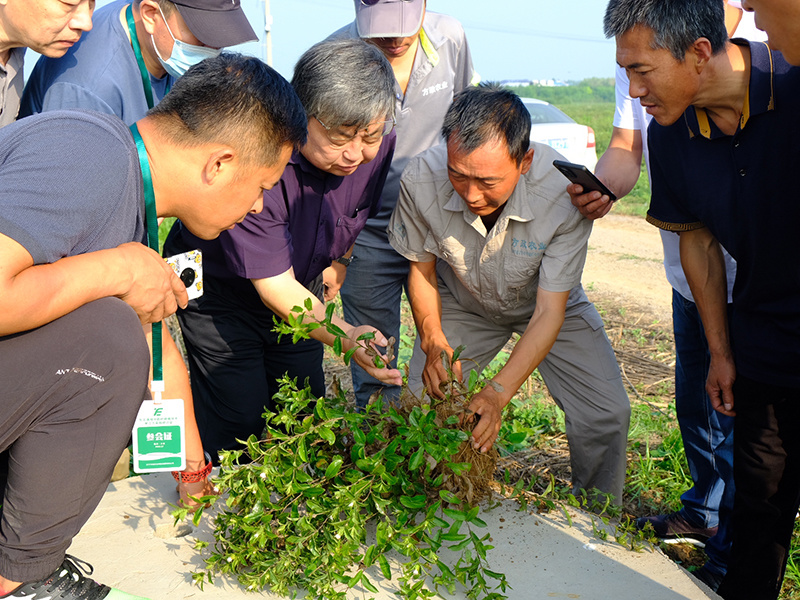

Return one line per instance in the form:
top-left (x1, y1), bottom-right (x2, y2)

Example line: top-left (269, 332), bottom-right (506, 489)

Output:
top-left (68, 473), bottom-right (721, 600)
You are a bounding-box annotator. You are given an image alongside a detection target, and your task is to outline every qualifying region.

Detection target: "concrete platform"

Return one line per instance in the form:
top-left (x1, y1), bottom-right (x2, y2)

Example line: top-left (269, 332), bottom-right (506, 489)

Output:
top-left (68, 473), bottom-right (721, 599)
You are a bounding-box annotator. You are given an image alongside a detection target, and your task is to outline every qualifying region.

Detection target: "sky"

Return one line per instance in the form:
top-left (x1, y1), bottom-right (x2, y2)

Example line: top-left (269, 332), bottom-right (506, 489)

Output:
top-left (24, 0), bottom-right (618, 82)
top-left (243, 0), bottom-right (618, 82)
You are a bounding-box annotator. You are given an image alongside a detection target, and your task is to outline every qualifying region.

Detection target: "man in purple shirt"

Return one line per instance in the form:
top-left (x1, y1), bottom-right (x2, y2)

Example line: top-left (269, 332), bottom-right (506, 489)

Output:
top-left (165, 39), bottom-right (401, 460)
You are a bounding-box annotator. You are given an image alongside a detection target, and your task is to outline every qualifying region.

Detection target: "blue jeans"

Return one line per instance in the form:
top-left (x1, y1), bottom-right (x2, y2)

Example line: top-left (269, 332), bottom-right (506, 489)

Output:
top-left (340, 242), bottom-right (408, 407)
top-left (673, 289), bottom-right (735, 575)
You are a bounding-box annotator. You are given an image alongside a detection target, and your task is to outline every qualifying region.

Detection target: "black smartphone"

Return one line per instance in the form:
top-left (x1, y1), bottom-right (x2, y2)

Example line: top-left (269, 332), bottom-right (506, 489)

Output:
top-left (552, 159), bottom-right (617, 202)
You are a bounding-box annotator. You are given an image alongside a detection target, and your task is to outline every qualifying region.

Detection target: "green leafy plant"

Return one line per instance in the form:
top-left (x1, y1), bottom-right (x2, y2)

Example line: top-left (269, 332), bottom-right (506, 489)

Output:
top-left (180, 301), bottom-right (509, 600)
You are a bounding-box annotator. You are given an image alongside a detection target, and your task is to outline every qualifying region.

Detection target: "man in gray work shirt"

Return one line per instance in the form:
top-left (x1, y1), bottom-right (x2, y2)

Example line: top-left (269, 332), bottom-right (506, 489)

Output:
top-left (328, 0), bottom-right (478, 406)
top-left (389, 85), bottom-right (630, 505)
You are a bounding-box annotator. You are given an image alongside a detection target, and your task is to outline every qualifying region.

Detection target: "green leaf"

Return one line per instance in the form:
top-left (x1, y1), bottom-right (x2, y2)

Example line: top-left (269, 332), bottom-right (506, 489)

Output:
top-left (409, 447), bottom-right (424, 471)
top-left (303, 297), bottom-right (313, 311)
top-left (325, 455), bottom-right (343, 479)
top-left (297, 438), bottom-right (307, 462)
top-left (440, 532), bottom-right (467, 542)
top-left (333, 335), bottom-right (342, 356)
top-left (356, 331), bottom-right (376, 342)
top-left (362, 576), bottom-right (379, 594)
top-left (399, 495), bottom-right (426, 509)
top-left (442, 507), bottom-right (467, 521)
top-left (439, 490), bottom-right (461, 504)
top-left (343, 347), bottom-right (358, 365)
top-left (378, 554), bottom-right (392, 580)
top-left (318, 426), bottom-right (335, 445)
top-left (504, 432), bottom-right (528, 445)
top-left (324, 301), bottom-right (335, 321)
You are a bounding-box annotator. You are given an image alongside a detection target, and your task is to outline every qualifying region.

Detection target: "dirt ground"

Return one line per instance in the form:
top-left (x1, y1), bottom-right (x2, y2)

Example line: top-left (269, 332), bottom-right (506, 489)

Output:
top-left (583, 213), bottom-right (673, 326)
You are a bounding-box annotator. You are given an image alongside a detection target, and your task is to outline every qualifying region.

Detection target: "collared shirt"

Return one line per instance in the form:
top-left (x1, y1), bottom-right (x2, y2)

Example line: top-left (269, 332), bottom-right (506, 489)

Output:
top-left (174, 132), bottom-right (395, 286)
top-left (647, 40), bottom-right (800, 388)
top-left (388, 142), bottom-right (590, 323)
top-left (328, 11), bottom-right (478, 249)
top-left (0, 47), bottom-right (24, 128)
top-left (20, 0), bottom-right (172, 125)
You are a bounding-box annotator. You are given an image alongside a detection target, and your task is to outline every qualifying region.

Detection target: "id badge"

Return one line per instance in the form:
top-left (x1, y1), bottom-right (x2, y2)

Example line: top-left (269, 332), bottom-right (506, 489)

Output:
top-left (132, 398), bottom-right (186, 472)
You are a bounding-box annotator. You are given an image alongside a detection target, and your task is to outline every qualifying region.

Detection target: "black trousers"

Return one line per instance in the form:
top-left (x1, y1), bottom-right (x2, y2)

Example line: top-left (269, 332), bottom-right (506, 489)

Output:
top-left (0, 299), bottom-right (149, 582)
top-left (176, 274), bottom-right (325, 464)
top-left (717, 374), bottom-right (800, 600)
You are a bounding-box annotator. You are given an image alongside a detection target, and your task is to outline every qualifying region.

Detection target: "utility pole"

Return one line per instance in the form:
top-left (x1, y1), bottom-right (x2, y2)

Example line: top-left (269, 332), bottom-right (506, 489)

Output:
top-left (264, 0), bottom-right (273, 66)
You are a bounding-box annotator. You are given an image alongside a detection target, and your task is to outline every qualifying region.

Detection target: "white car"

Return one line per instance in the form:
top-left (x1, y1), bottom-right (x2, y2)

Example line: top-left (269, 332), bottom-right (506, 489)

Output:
top-left (521, 97), bottom-right (598, 171)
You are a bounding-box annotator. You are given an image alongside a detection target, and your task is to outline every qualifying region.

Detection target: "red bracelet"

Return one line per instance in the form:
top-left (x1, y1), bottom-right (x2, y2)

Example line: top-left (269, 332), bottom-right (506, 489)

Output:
top-left (172, 452), bottom-right (213, 483)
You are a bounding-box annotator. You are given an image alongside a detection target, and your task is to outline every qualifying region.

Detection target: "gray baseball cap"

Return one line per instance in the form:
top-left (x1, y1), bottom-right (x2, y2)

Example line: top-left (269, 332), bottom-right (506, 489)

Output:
top-left (172, 0), bottom-right (258, 48)
top-left (355, 0), bottom-right (425, 39)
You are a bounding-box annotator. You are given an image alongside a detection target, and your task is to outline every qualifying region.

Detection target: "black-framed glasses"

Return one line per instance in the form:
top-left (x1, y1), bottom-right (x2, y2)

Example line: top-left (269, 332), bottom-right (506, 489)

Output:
top-left (314, 116), bottom-right (396, 145)
top-left (361, 0), bottom-right (415, 6)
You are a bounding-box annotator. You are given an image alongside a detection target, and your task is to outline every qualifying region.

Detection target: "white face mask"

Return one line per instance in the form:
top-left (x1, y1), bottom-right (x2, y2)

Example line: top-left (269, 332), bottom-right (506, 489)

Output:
top-left (152, 7), bottom-right (221, 79)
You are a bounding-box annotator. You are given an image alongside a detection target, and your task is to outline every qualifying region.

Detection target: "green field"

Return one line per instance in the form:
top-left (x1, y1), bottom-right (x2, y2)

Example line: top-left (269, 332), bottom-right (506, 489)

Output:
top-left (516, 90), bottom-right (652, 219)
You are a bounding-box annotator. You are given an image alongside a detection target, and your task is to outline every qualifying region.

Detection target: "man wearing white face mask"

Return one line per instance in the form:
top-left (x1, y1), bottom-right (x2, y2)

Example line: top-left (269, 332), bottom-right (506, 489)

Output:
top-left (19, 0), bottom-right (257, 125)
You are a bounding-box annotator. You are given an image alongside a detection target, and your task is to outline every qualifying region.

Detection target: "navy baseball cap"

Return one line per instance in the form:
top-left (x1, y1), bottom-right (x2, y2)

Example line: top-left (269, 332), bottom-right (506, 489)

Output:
top-left (172, 0), bottom-right (258, 48)
top-left (355, 0), bottom-right (425, 38)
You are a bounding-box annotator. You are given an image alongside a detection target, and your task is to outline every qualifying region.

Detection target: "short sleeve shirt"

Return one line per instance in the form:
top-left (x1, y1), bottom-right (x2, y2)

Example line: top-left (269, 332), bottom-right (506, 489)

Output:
top-left (388, 142), bottom-right (591, 323)
top-left (19, 0), bottom-right (172, 125)
top-left (0, 110), bottom-right (145, 263)
top-left (174, 132), bottom-right (395, 287)
top-left (327, 12), bottom-right (477, 249)
top-left (647, 41), bottom-right (800, 388)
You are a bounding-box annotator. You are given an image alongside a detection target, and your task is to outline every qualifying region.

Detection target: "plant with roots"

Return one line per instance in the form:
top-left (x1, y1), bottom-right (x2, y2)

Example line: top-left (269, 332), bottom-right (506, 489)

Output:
top-left (178, 300), bottom-right (509, 600)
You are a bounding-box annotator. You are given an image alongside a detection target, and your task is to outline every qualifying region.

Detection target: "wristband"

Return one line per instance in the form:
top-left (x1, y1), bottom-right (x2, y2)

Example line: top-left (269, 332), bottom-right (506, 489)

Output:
top-left (172, 452), bottom-right (213, 483)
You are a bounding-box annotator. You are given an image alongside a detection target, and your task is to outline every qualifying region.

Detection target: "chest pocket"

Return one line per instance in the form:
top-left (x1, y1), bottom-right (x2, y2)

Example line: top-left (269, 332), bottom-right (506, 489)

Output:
top-left (501, 250), bottom-right (542, 307)
top-left (330, 209), bottom-right (370, 259)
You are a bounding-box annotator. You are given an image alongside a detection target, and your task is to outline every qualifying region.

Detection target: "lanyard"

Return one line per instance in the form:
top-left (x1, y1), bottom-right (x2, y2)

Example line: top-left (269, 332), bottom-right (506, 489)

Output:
top-left (130, 123), bottom-right (164, 389)
top-left (125, 4), bottom-right (169, 110)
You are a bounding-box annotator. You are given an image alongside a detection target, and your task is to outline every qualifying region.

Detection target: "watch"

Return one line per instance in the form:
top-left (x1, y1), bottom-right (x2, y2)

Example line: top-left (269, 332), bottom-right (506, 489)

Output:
top-left (335, 256), bottom-right (353, 267)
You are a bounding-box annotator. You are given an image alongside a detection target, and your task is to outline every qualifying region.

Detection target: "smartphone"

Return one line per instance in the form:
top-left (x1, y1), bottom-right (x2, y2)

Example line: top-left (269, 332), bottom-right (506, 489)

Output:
top-left (553, 159), bottom-right (617, 202)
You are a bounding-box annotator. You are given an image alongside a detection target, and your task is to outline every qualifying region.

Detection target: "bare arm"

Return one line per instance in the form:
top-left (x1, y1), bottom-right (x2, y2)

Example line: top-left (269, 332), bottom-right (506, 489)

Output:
top-left (679, 227), bottom-right (735, 415)
top-left (251, 269), bottom-right (401, 386)
top-left (568, 127), bottom-right (643, 220)
top-left (468, 288), bottom-right (570, 452)
top-left (407, 259), bottom-right (462, 398)
top-left (0, 233), bottom-right (187, 336)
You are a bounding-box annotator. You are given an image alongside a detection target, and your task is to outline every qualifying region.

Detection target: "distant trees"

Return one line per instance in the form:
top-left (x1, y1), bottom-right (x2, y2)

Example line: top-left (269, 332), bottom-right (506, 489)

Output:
top-left (510, 77), bottom-right (614, 104)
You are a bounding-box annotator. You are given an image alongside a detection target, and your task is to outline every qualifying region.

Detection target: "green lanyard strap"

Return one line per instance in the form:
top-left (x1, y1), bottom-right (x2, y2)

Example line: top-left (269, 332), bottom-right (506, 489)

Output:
top-left (130, 123), bottom-right (163, 384)
top-left (126, 4), bottom-right (169, 110)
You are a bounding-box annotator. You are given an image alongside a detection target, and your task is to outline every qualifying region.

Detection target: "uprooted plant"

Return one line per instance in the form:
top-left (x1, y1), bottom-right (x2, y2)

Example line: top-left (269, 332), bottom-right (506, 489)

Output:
top-left (178, 300), bottom-right (510, 600)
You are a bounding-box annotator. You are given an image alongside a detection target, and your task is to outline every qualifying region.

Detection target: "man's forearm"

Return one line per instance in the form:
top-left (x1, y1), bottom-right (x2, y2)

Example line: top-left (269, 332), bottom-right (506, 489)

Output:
top-left (594, 127), bottom-right (644, 199)
top-left (490, 289), bottom-right (569, 405)
top-left (407, 260), bottom-right (447, 354)
top-left (0, 239), bottom-right (134, 336)
top-left (679, 228), bottom-right (730, 357)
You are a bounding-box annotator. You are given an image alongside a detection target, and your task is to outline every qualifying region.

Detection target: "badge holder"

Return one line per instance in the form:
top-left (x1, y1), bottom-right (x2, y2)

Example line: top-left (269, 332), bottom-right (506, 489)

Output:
top-left (130, 122), bottom-right (186, 473)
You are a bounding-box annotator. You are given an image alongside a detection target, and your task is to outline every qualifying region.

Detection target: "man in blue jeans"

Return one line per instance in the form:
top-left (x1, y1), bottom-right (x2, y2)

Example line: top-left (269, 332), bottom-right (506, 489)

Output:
top-left (568, 1), bottom-right (763, 590)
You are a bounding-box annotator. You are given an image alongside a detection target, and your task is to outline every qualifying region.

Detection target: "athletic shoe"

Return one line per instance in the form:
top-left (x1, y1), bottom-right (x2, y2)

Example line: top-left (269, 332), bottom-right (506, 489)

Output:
top-left (692, 564), bottom-right (725, 592)
top-left (0, 555), bottom-right (149, 599)
top-left (635, 511), bottom-right (718, 547)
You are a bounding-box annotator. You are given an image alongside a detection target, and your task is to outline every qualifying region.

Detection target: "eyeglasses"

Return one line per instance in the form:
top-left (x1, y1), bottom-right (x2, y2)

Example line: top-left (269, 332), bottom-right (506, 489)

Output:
top-left (361, 0), bottom-right (415, 6)
top-left (314, 116), bottom-right (396, 146)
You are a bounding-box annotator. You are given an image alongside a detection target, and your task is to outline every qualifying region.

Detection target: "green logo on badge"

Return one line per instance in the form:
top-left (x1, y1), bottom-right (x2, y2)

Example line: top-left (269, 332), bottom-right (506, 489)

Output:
top-left (154, 408), bottom-right (163, 416)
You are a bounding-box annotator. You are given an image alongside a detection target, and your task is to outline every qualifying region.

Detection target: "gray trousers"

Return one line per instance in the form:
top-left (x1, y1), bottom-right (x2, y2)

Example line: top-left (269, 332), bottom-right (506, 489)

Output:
top-left (0, 298), bottom-right (149, 582)
top-left (409, 286), bottom-right (630, 503)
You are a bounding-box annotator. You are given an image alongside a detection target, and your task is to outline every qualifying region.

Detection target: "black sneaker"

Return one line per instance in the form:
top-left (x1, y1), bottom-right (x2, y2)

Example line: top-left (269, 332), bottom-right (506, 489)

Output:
top-left (1, 555), bottom-right (149, 599)
top-left (635, 511), bottom-right (718, 547)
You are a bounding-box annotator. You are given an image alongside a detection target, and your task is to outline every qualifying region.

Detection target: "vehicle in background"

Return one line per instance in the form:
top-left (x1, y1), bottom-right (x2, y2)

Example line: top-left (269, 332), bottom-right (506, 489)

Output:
top-left (521, 97), bottom-right (598, 171)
